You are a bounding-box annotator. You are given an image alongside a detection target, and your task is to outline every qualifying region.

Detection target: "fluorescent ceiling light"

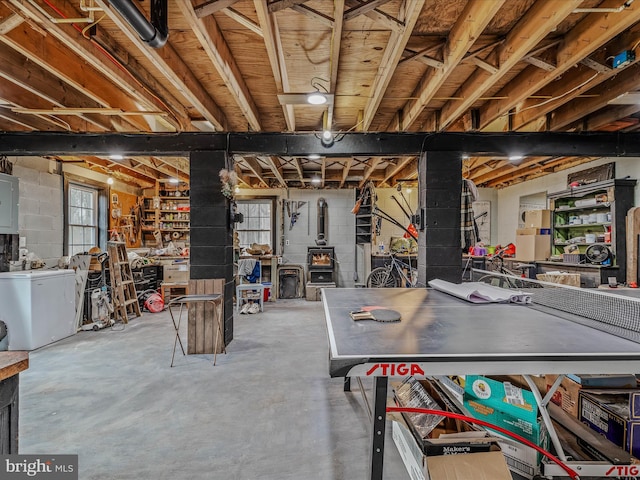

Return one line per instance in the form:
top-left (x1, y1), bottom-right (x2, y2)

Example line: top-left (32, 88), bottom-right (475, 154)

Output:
top-left (169, 178), bottom-right (179, 184)
top-left (307, 92), bottom-right (327, 105)
top-left (308, 154), bottom-right (321, 160)
top-left (311, 177), bottom-right (321, 184)
top-left (509, 155), bottom-right (523, 161)
top-left (110, 154), bottom-right (124, 160)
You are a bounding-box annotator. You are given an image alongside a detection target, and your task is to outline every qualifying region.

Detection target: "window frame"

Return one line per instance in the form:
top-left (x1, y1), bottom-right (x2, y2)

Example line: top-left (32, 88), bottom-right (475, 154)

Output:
top-left (234, 197), bottom-right (276, 251)
top-left (63, 175), bottom-right (108, 256)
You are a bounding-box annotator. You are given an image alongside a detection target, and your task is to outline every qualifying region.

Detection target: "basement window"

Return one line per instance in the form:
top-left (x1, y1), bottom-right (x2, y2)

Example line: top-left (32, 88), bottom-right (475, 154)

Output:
top-left (235, 199), bottom-right (274, 250)
top-left (67, 184), bottom-right (98, 256)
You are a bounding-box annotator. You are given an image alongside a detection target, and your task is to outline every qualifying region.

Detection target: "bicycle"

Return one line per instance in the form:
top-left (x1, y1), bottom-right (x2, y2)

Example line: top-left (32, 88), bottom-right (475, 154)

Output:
top-left (366, 252), bottom-right (417, 288)
top-left (476, 244), bottom-right (537, 289)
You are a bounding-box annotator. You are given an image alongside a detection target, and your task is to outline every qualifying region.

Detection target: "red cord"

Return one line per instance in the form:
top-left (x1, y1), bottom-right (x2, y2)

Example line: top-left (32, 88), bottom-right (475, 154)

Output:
top-left (386, 406), bottom-right (579, 480)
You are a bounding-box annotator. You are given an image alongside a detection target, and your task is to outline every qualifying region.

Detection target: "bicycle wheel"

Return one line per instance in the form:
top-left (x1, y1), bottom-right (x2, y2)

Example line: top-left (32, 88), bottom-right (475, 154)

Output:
top-left (367, 267), bottom-right (400, 288)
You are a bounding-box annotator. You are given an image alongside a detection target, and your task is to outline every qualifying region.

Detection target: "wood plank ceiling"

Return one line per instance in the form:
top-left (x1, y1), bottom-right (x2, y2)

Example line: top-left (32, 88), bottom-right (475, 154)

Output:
top-left (1, 0), bottom-right (639, 189)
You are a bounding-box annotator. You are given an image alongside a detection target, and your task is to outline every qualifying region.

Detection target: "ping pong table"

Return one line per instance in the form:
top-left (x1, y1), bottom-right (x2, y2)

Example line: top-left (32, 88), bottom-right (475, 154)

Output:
top-left (322, 286), bottom-right (640, 480)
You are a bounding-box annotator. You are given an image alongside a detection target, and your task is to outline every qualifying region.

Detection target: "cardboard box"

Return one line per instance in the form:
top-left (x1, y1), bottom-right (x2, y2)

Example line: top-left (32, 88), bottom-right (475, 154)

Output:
top-left (579, 389), bottom-right (640, 458)
top-left (547, 375), bottom-right (637, 418)
top-left (515, 234), bottom-right (550, 261)
top-left (392, 420), bottom-right (511, 480)
top-left (163, 263), bottom-right (189, 283)
top-left (524, 209), bottom-right (551, 229)
top-left (463, 375), bottom-right (549, 478)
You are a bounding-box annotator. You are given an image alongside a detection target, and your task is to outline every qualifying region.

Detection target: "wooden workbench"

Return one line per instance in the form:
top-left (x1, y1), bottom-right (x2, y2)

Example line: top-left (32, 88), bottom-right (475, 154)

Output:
top-left (0, 351), bottom-right (29, 454)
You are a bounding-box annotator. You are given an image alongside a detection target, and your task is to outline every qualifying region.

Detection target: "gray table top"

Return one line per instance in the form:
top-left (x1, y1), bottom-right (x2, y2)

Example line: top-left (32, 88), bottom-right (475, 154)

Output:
top-left (322, 287), bottom-right (640, 377)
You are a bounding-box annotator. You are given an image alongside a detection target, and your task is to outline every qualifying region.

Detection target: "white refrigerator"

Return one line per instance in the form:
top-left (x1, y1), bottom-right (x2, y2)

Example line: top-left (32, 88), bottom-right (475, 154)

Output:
top-left (0, 270), bottom-right (76, 350)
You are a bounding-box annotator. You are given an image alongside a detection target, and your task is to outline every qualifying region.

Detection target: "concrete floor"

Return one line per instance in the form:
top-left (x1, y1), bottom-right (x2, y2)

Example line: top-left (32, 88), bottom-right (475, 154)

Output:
top-left (18, 298), bottom-right (407, 480)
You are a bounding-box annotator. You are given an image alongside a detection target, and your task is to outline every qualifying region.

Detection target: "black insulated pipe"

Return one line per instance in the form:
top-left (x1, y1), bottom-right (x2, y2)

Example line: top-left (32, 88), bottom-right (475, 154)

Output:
top-left (110, 0), bottom-right (168, 48)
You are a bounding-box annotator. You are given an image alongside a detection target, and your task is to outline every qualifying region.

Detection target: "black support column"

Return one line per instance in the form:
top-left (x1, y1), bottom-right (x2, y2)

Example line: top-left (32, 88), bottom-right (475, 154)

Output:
top-left (417, 151), bottom-right (462, 285)
top-left (190, 150), bottom-right (235, 344)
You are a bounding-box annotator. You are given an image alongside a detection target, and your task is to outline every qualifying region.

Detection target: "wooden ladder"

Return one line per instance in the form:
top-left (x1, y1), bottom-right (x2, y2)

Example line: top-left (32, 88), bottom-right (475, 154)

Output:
top-left (107, 241), bottom-right (141, 323)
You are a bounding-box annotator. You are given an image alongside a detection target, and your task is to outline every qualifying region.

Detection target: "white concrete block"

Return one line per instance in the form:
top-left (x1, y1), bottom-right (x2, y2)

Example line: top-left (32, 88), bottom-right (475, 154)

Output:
top-left (24, 214), bottom-right (53, 231)
top-left (18, 197), bottom-right (39, 215)
top-left (39, 172), bottom-right (62, 189)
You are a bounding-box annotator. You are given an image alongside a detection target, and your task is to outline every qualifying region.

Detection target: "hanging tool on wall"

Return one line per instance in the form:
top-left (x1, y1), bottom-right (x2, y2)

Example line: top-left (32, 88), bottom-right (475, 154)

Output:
top-left (391, 195), bottom-right (412, 221)
top-left (289, 201), bottom-right (306, 230)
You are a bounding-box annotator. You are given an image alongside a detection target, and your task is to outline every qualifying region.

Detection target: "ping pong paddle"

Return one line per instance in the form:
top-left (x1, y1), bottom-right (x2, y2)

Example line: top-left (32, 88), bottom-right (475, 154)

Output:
top-left (350, 308), bottom-right (401, 322)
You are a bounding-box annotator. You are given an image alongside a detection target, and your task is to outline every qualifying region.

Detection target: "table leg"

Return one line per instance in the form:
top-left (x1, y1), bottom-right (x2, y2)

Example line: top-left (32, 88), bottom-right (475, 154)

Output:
top-left (343, 376), bottom-right (351, 391)
top-left (369, 376), bottom-right (388, 480)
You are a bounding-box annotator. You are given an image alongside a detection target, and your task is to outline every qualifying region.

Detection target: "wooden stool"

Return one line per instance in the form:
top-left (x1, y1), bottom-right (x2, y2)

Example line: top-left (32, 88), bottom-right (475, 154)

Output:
top-left (162, 282), bottom-right (189, 303)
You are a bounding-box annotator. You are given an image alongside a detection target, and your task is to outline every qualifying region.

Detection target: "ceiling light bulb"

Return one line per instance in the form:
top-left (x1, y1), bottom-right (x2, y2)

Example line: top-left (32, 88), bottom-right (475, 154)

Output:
top-left (308, 154), bottom-right (321, 160)
top-left (311, 177), bottom-right (321, 184)
top-left (406, 188), bottom-right (412, 194)
top-left (110, 154), bottom-right (124, 160)
top-left (107, 177), bottom-right (114, 185)
top-left (307, 92), bottom-right (327, 105)
top-left (509, 155), bottom-right (523, 161)
top-left (235, 186), bottom-right (240, 193)
top-left (169, 178), bottom-right (179, 184)
top-left (322, 130), bottom-right (332, 141)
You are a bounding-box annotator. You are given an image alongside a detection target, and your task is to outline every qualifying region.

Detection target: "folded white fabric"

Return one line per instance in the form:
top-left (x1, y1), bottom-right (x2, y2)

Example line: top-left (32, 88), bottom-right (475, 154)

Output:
top-left (428, 279), bottom-right (532, 304)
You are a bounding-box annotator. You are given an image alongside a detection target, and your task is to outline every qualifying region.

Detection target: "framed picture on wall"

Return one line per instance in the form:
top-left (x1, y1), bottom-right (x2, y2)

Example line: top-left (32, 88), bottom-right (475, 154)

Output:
top-left (111, 193), bottom-right (119, 204)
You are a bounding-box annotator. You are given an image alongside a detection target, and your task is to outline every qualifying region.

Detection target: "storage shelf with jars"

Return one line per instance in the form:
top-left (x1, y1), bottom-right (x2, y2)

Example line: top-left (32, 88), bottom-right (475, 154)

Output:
top-left (142, 180), bottom-right (190, 248)
top-left (547, 178), bottom-right (636, 284)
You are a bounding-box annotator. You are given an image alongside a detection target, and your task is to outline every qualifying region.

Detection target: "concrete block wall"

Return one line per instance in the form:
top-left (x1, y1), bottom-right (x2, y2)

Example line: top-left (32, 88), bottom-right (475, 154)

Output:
top-left (280, 189), bottom-right (356, 287)
top-left (12, 157), bottom-right (63, 267)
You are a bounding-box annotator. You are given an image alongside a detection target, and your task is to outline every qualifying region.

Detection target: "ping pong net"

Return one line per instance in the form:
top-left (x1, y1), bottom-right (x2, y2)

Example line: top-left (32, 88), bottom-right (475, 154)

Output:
top-left (471, 269), bottom-right (640, 338)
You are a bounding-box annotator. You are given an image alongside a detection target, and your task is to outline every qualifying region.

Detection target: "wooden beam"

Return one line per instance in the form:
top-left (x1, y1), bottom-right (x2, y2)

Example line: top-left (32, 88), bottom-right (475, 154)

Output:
top-left (294, 158), bottom-right (306, 186)
top-left (344, 0), bottom-right (392, 20)
top-left (194, 0), bottom-right (240, 17)
top-left (77, 155), bottom-right (157, 187)
top-left (0, 106), bottom-right (56, 131)
top-left (0, 46), bottom-right (117, 131)
top-left (390, 157), bottom-right (418, 185)
top-left (440, 0), bottom-right (583, 130)
top-left (178, 0), bottom-right (261, 131)
top-left (340, 158), bottom-right (353, 188)
top-left (467, 56), bottom-right (498, 74)
top-left (584, 105), bottom-right (640, 131)
top-left (360, 157), bottom-right (382, 187)
top-left (522, 56), bottom-right (556, 72)
top-left (549, 64), bottom-right (640, 131)
top-left (264, 156), bottom-right (286, 187)
top-left (290, 4), bottom-right (334, 27)
top-left (223, 8), bottom-right (262, 36)
top-left (344, 0), bottom-right (402, 31)
top-left (479, 0), bottom-right (640, 130)
top-left (254, 0), bottom-right (295, 131)
top-left (5, 0), bottom-right (183, 131)
top-left (363, 0), bottom-right (425, 130)
top-left (132, 156), bottom-right (189, 182)
top-left (381, 156), bottom-right (413, 185)
top-left (268, 0), bottom-right (310, 13)
top-left (94, 0), bottom-right (228, 131)
top-left (510, 26), bottom-right (640, 130)
top-left (242, 156), bottom-right (270, 188)
top-left (0, 12), bottom-right (23, 34)
top-left (0, 26), bottom-right (149, 132)
top-left (326, 0), bottom-right (345, 131)
top-left (400, 0), bottom-right (504, 130)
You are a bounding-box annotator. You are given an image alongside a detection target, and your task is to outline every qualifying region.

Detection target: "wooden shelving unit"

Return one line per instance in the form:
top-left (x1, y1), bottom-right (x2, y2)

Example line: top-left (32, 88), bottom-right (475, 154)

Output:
top-left (142, 181), bottom-right (190, 247)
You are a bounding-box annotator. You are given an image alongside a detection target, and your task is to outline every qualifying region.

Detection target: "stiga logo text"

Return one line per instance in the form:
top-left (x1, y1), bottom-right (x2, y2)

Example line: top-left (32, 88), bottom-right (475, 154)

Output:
top-left (1, 455), bottom-right (77, 479)
top-left (365, 363), bottom-right (425, 376)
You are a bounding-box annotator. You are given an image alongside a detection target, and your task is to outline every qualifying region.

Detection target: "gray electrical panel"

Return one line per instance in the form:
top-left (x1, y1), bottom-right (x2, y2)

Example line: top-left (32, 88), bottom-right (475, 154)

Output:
top-left (0, 173), bottom-right (18, 234)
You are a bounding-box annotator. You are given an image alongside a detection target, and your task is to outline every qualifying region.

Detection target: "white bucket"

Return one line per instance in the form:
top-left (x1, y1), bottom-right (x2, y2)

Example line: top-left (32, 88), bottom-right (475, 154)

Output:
top-left (585, 233), bottom-right (596, 243)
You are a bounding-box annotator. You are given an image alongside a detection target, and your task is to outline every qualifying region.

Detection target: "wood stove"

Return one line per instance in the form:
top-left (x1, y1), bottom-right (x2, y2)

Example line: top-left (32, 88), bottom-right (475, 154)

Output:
top-left (307, 246), bottom-right (335, 283)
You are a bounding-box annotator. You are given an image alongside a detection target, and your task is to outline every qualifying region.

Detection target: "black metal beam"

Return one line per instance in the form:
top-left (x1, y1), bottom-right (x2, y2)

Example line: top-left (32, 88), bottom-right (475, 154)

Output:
top-left (2, 131), bottom-right (640, 157)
